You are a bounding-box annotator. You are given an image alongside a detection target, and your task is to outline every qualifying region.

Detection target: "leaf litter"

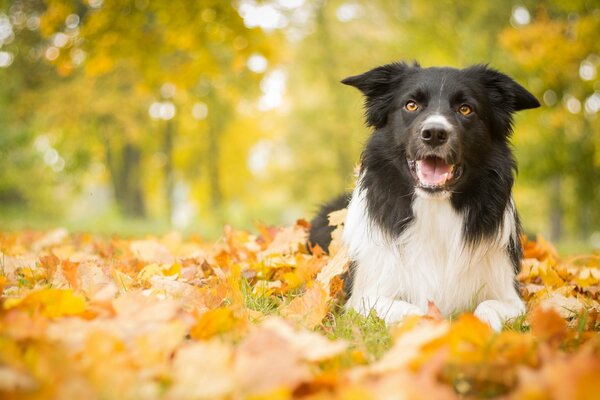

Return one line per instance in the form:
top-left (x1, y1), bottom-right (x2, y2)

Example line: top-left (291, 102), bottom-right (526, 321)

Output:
top-left (1, 220), bottom-right (599, 399)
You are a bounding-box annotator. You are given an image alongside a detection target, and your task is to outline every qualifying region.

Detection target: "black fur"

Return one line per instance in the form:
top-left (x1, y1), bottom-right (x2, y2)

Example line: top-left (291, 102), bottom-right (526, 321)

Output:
top-left (309, 62), bottom-right (539, 290)
top-left (308, 194), bottom-right (350, 252)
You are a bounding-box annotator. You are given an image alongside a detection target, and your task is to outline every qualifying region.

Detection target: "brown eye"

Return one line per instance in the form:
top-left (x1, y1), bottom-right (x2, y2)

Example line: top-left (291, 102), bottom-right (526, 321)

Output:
top-left (459, 104), bottom-right (473, 116)
top-left (405, 101), bottom-right (419, 112)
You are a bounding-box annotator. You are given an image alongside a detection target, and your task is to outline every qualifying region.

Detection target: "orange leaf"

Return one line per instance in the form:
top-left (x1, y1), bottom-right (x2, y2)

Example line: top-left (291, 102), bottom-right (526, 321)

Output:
top-left (280, 284), bottom-right (329, 329)
top-left (530, 306), bottom-right (567, 345)
top-left (60, 259), bottom-right (80, 289)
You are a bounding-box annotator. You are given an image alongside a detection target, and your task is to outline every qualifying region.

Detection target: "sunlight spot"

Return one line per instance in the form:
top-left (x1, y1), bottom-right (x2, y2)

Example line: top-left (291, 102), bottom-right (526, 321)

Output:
top-left (248, 140), bottom-right (273, 175)
top-left (336, 3), bottom-right (361, 22)
top-left (45, 46), bottom-right (59, 61)
top-left (579, 60), bottom-right (596, 81)
top-left (192, 102), bottom-right (208, 120)
top-left (584, 92), bottom-right (600, 115)
top-left (160, 82), bottom-right (176, 99)
top-left (65, 14), bottom-right (80, 29)
top-left (43, 148), bottom-right (59, 166)
top-left (149, 101), bottom-right (176, 120)
top-left (0, 13), bottom-right (14, 44)
top-left (34, 135), bottom-right (50, 152)
top-left (510, 6), bottom-right (530, 27)
top-left (247, 53), bottom-right (268, 73)
top-left (26, 15), bottom-right (40, 31)
top-left (70, 48), bottom-right (86, 65)
top-left (52, 157), bottom-right (66, 173)
top-left (0, 51), bottom-right (13, 67)
top-left (278, 0), bottom-right (305, 9)
top-left (88, 0), bottom-right (103, 9)
top-left (238, 1), bottom-right (287, 31)
top-left (564, 95), bottom-right (581, 114)
top-left (53, 32), bottom-right (70, 48)
top-left (258, 69), bottom-right (286, 111)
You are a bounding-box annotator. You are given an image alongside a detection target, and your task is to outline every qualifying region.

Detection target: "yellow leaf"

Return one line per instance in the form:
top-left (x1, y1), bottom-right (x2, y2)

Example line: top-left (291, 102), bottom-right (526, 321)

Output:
top-left (3, 288), bottom-right (86, 318)
top-left (190, 308), bottom-right (240, 340)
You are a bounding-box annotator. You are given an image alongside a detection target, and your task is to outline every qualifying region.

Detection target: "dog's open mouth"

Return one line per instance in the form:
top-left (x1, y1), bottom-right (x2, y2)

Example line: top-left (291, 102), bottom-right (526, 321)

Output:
top-left (407, 156), bottom-right (463, 190)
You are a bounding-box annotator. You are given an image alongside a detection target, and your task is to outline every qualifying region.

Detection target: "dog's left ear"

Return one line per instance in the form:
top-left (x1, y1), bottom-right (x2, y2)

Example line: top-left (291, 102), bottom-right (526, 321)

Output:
top-left (469, 65), bottom-right (540, 112)
top-left (342, 62), bottom-right (417, 128)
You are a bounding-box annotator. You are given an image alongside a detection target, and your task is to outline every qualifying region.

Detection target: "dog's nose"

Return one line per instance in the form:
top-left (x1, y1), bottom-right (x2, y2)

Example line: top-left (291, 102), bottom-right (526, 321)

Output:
top-left (420, 123), bottom-right (450, 147)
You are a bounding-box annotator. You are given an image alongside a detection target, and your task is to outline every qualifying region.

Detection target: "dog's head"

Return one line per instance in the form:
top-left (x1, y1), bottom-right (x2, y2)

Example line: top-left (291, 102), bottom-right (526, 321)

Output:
top-left (343, 62), bottom-right (540, 196)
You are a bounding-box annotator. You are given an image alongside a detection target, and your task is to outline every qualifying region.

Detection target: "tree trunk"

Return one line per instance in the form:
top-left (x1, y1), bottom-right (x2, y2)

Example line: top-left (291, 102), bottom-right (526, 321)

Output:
top-left (102, 121), bottom-right (146, 218)
top-left (164, 119), bottom-right (175, 223)
top-left (207, 118), bottom-right (222, 211)
top-left (205, 91), bottom-right (229, 215)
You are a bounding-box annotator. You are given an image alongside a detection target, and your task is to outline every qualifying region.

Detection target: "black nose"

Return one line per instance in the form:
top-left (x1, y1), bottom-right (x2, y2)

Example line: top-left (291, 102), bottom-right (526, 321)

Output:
top-left (420, 124), bottom-right (450, 147)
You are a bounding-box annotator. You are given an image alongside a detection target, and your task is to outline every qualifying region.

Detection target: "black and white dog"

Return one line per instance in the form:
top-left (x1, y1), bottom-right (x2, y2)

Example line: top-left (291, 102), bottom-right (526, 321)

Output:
top-left (309, 62), bottom-right (540, 330)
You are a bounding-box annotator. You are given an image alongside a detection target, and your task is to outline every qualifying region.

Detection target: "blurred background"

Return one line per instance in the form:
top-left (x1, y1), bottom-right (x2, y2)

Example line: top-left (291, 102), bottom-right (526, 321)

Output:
top-left (0, 0), bottom-right (598, 252)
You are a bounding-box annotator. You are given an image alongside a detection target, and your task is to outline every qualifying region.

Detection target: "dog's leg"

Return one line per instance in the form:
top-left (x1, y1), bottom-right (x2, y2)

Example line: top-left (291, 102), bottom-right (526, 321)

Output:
top-left (352, 296), bottom-right (425, 324)
top-left (473, 295), bottom-right (525, 331)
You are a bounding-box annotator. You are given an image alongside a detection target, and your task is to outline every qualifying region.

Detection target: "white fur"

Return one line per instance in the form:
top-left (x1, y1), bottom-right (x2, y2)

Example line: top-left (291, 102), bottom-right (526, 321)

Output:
top-left (343, 174), bottom-right (524, 330)
top-left (421, 114), bottom-right (453, 131)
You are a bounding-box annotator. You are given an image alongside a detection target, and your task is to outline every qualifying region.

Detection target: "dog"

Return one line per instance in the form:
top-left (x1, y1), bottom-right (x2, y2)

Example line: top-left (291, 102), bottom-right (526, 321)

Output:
top-left (309, 62), bottom-right (540, 330)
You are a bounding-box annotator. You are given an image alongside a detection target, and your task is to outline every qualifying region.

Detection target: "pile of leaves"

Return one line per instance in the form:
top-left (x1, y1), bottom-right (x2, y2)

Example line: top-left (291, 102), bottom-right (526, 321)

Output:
top-left (1, 219), bottom-right (600, 399)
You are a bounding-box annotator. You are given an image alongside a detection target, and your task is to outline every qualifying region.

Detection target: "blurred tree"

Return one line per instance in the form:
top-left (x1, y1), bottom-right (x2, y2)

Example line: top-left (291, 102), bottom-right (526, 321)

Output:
top-left (500, 0), bottom-right (600, 240)
top-left (2, 0), bottom-right (279, 224)
top-left (0, 0), bottom-right (68, 218)
top-left (0, 0), bottom-right (597, 245)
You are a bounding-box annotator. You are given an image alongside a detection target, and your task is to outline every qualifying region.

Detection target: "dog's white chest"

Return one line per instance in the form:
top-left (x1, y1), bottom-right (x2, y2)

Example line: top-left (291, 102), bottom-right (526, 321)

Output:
top-left (343, 184), bottom-right (514, 317)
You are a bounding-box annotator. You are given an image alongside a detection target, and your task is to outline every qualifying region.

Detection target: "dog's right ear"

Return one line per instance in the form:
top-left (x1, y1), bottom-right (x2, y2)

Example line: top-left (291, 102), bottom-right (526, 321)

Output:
top-left (342, 62), bottom-right (416, 128)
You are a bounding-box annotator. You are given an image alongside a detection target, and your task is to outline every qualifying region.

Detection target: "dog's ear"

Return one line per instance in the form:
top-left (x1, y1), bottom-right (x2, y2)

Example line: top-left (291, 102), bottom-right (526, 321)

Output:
top-left (342, 62), bottom-right (416, 128)
top-left (469, 65), bottom-right (540, 112)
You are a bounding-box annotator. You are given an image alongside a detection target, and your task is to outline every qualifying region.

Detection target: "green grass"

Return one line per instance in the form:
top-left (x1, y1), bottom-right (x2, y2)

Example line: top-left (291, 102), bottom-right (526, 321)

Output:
top-left (320, 306), bottom-right (393, 362)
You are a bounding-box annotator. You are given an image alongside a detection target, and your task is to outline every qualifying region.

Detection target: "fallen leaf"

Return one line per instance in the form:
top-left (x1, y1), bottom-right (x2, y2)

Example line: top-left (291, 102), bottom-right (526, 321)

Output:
top-left (3, 288), bottom-right (86, 318)
top-left (530, 306), bottom-right (568, 345)
top-left (280, 283), bottom-right (329, 329)
top-left (167, 341), bottom-right (234, 399)
top-left (130, 240), bottom-right (174, 264)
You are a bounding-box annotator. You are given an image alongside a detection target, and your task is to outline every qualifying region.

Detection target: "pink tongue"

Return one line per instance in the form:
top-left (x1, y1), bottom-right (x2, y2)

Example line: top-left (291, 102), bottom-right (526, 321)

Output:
top-left (417, 158), bottom-right (452, 186)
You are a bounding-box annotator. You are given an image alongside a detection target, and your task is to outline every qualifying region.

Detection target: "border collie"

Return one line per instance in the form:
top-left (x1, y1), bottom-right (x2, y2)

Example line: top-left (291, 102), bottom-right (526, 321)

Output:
top-left (309, 62), bottom-right (540, 330)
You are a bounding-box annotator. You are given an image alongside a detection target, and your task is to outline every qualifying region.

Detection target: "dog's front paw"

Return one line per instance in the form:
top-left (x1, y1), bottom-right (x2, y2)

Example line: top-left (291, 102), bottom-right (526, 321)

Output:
top-left (474, 299), bottom-right (524, 331)
top-left (382, 300), bottom-right (425, 324)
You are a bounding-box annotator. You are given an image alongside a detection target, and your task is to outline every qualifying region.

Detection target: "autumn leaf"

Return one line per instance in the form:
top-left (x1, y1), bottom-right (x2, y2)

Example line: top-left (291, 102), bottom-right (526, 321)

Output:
top-left (280, 283), bottom-right (329, 329)
top-left (0, 230), bottom-right (599, 398)
top-left (3, 288), bottom-right (86, 318)
top-left (530, 306), bottom-right (568, 345)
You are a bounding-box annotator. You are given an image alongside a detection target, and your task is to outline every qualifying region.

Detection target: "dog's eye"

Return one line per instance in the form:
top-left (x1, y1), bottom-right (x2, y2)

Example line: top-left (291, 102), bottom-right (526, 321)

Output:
top-left (405, 101), bottom-right (419, 112)
top-left (458, 104), bottom-right (473, 116)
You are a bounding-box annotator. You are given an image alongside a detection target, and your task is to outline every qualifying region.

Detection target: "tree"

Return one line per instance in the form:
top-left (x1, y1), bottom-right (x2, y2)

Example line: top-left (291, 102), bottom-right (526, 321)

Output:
top-left (500, 1), bottom-right (600, 240)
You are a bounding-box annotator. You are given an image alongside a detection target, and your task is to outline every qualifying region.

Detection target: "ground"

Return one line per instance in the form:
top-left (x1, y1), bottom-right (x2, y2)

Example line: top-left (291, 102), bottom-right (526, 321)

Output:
top-left (1, 218), bottom-right (599, 399)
